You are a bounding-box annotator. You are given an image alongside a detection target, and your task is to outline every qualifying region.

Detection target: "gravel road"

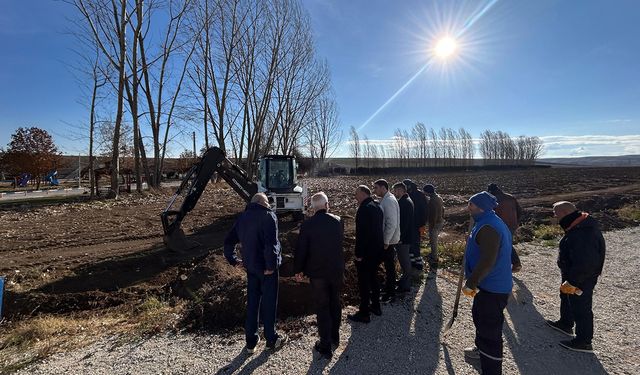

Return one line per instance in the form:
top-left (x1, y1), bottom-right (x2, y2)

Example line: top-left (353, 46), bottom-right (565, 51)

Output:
top-left (17, 227), bottom-right (639, 375)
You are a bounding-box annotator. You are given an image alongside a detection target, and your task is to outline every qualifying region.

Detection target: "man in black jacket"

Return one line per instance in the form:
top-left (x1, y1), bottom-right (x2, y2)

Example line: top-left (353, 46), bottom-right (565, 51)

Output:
top-left (392, 182), bottom-right (414, 293)
top-left (295, 192), bottom-right (345, 359)
top-left (546, 201), bottom-right (606, 353)
top-left (348, 185), bottom-right (384, 323)
top-left (403, 179), bottom-right (427, 270)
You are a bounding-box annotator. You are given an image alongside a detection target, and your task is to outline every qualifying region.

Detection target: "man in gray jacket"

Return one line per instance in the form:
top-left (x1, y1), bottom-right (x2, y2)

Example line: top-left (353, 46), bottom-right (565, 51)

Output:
top-left (374, 179), bottom-right (400, 303)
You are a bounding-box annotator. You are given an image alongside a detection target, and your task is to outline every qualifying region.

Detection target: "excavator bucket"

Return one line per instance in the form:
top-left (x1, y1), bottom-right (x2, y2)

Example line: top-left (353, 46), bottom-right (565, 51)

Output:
top-left (163, 228), bottom-right (199, 252)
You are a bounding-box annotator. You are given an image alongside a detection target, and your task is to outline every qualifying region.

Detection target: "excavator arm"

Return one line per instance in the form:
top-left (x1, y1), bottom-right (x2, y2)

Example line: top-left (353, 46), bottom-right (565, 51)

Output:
top-left (161, 147), bottom-right (258, 251)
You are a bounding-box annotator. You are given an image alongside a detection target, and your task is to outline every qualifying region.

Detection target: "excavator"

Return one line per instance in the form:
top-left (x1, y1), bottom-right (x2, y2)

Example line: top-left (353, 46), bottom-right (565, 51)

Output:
top-left (161, 147), bottom-right (307, 251)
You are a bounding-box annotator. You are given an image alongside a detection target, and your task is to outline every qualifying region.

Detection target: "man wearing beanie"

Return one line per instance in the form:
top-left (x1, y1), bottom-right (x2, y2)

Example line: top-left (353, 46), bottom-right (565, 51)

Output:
top-left (403, 179), bottom-right (427, 271)
top-left (487, 183), bottom-right (524, 272)
top-left (545, 201), bottom-right (605, 353)
top-left (423, 184), bottom-right (444, 269)
top-left (463, 191), bottom-right (513, 375)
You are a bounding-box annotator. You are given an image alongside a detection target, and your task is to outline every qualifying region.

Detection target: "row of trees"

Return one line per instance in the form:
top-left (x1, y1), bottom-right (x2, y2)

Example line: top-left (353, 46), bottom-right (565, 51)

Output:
top-left (349, 123), bottom-right (544, 169)
top-left (70, 0), bottom-right (341, 197)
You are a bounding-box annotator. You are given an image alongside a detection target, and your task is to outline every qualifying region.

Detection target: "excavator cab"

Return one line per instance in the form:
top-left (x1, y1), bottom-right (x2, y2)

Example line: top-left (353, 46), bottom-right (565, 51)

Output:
top-left (257, 155), bottom-right (306, 216)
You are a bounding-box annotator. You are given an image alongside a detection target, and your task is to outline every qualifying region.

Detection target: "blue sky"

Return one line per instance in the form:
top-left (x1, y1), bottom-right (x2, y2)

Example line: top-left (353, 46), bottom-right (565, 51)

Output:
top-left (1, 0), bottom-right (639, 157)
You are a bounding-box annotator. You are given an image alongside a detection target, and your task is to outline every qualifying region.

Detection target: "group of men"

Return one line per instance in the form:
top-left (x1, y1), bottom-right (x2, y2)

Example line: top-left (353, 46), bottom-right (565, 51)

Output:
top-left (223, 181), bottom-right (606, 375)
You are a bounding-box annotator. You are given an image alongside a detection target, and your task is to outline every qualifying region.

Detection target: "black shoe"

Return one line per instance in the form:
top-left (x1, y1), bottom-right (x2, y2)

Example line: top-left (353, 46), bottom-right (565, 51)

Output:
top-left (371, 305), bottom-right (382, 316)
top-left (314, 341), bottom-right (333, 360)
top-left (348, 312), bottom-right (371, 323)
top-left (559, 339), bottom-right (593, 353)
top-left (381, 293), bottom-right (395, 304)
top-left (546, 320), bottom-right (574, 337)
top-left (331, 340), bottom-right (339, 351)
top-left (266, 334), bottom-right (288, 351)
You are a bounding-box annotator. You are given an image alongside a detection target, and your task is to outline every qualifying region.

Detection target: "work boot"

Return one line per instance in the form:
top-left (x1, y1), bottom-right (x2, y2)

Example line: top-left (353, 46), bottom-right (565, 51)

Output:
top-left (546, 320), bottom-right (575, 337)
top-left (464, 346), bottom-right (480, 360)
top-left (348, 311), bottom-right (371, 323)
top-left (559, 339), bottom-right (593, 353)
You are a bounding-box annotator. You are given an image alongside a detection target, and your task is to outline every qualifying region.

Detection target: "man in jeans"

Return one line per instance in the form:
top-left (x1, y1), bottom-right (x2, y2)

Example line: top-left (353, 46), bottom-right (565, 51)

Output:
top-left (295, 192), bottom-right (345, 359)
top-left (374, 179), bottom-right (400, 303)
top-left (224, 193), bottom-right (288, 354)
top-left (423, 184), bottom-right (444, 269)
top-left (546, 201), bottom-right (606, 353)
top-left (392, 182), bottom-right (414, 293)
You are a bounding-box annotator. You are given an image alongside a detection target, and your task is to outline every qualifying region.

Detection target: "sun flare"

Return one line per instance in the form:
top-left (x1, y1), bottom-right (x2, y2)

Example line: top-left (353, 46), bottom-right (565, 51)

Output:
top-left (433, 36), bottom-right (458, 59)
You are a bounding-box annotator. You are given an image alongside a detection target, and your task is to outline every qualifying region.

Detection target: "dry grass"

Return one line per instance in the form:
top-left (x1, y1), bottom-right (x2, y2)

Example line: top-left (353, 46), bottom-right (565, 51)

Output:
top-left (618, 203), bottom-right (640, 222)
top-left (0, 297), bottom-right (185, 373)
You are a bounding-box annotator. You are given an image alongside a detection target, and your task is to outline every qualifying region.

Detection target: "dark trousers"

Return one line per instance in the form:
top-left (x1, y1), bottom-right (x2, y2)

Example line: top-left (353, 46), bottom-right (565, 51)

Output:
top-left (356, 259), bottom-right (380, 315)
top-left (472, 290), bottom-right (509, 375)
top-left (382, 245), bottom-right (397, 295)
top-left (310, 277), bottom-right (342, 351)
top-left (559, 281), bottom-right (596, 344)
top-left (410, 226), bottom-right (422, 263)
top-left (246, 270), bottom-right (279, 347)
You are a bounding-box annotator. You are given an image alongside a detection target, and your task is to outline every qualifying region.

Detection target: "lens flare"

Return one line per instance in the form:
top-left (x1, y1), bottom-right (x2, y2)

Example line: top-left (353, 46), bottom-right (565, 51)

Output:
top-left (434, 37), bottom-right (458, 59)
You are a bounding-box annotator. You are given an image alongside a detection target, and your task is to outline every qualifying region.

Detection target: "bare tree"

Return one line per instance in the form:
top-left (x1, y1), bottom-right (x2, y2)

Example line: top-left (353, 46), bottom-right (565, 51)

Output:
top-left (349, 126), bottom-right (360, 171)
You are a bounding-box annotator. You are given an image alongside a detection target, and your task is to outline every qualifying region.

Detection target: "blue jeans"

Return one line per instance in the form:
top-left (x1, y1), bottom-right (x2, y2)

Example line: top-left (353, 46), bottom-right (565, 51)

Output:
top-left (246, 270), bottom-right (279, 347)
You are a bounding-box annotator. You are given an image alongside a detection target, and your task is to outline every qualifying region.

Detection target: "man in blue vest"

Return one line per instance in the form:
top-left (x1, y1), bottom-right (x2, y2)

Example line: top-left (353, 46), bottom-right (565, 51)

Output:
top-left (462, 191), bottom-right (513, 375)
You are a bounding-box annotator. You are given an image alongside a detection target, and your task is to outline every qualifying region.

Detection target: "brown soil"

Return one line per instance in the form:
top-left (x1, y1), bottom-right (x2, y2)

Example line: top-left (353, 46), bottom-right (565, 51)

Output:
top-left (1, 167), bottom-right (639, 331)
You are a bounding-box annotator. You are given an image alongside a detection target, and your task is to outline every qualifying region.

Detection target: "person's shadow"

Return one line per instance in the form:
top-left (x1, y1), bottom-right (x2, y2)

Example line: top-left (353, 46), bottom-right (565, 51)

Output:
top-left (327, 268), bottom-right (443, 374)
top-left (505, 277), bottom-right (607, 375)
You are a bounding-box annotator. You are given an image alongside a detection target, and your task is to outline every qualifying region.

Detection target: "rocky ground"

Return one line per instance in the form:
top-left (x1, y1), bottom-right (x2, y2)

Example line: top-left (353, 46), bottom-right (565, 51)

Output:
top-left (15, 227), bottom-right (639, 375)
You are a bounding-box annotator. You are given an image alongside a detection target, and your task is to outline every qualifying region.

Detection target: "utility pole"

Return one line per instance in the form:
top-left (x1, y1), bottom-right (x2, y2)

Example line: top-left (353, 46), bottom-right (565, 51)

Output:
top-left (78, 152), bottom-right (81, 188)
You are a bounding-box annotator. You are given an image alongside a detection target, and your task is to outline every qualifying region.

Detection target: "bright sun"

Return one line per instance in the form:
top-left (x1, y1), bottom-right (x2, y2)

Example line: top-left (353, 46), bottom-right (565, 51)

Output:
top-left (434, 36), bottom-right (458, 59)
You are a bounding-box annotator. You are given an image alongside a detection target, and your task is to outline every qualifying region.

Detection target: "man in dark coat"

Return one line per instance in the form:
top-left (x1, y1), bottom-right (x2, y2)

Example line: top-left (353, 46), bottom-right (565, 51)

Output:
top-left (487, 183), bottom-right (524, 272)
top-left (224, 193), bottom-right (287, 353)
top-left (295, 192), bottom-right (345, 359)
top-left (403, 179), bottom-right (427, 270)
top-left (392, 182), bottom-right (414, 293)
top-left (348, 185), bottom-right (384, 323)
top-left (546, 201), bottom-right (606, 353)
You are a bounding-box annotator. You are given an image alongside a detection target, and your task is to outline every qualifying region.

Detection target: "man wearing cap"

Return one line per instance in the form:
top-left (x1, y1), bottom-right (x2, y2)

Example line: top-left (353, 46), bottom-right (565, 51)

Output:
top-left (545, 201), bottom-right (606, 353)
top-left (423, 184), bottom-right (444, 269)
top-left (487, 183), bottom-right (524, 272)
top-left (462, 191), bottom-right (513, 375)
top-left (403, 179), bottom-right (428, 271)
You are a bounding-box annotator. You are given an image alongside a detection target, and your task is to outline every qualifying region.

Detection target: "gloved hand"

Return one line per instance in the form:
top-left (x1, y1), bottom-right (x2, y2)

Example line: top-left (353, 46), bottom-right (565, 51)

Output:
top-left (560, 281), bottom-right (583, 295)
top-left (419, 226), bottom-right (426, 237)
top-left (462, 285), bottom-right (478, 298)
